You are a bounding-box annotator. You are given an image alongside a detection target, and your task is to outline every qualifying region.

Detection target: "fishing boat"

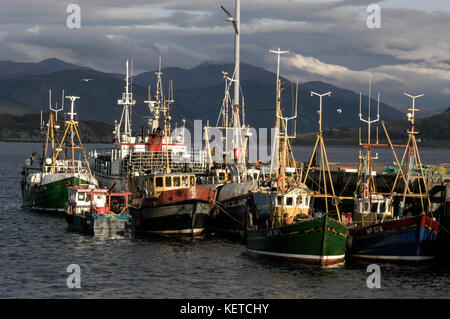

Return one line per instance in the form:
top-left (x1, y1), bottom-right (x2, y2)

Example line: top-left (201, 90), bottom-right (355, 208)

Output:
top-left (129, 172), bottom-right (216, 237)
top-left (346, 87), bottom-right (439, 261)
top-left (21, 92), bottom-right (98, 213)
top-left (88, 58), bottom-right (206, 192)
top-left (65, 185), bottom-right (135, 237)
top-left (245, 50), bottom-right (348, 266)
top-left (202, 0), bottom-right (262, 239)
top-left (126, 61), bottom-right (216, 237)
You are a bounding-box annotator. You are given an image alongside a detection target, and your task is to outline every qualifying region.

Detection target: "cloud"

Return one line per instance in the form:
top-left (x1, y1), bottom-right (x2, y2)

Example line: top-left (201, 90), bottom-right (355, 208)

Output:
top-left (0, 0), bottom-right (450, 110)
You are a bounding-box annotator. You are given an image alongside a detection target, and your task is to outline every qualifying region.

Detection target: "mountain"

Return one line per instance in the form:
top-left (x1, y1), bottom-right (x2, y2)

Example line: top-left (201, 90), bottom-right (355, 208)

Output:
top-left (133, 62), bottom-right (278, 90)
top-left (171, 79), bottom-right (405, 133)
top-left (0, 58), bottom-right (91, 76)
top-left (0, 58), bottom-right (406, 137)
top-left (294, 107), bottom-right (450, 148)
top-left (0, 68), bottom-right (193, 129)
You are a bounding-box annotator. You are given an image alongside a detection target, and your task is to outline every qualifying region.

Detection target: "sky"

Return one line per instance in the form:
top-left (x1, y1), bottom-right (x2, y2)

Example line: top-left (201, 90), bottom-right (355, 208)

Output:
top-left (1, 0), bottom-right (450, 111)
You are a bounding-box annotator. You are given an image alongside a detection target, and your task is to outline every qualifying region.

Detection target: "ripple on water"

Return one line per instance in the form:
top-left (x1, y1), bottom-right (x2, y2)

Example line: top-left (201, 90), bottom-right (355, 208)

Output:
top-left (1, 142), bottom-right (450, 298)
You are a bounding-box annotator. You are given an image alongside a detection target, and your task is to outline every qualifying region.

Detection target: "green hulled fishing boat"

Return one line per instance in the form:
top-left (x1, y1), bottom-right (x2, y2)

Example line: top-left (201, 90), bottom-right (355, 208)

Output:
top-left (246, 213), bottom-right (348, 265)
top-left (245, 50), bottom-right (347, 265)
top-left (21, 92), bottom-right (98, 213)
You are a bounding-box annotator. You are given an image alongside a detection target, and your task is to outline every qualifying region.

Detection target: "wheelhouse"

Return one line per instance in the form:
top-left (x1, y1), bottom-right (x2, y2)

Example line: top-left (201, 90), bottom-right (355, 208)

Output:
top-left (67, 185), bottom-right (131, 216)
top-left (151, 173), bottom-right (196, 192)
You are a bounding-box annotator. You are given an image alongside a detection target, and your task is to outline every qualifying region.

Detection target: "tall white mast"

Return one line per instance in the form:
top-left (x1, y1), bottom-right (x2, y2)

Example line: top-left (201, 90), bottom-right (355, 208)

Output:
top-left (221, 0), bottom-right (240, 127)
top-left (117, 58), bottom-right (136, 143)
top-left (269, 48), bottom-right (289, 174)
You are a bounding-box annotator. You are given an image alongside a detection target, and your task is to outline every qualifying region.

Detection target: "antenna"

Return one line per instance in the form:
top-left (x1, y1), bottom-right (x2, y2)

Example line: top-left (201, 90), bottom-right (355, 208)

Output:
top-left (403, 93), bottom-right (424, 129)
top-left (49, 89), bottom-right (64, 122)
top-left (269, 48), bottom-right (289, 91)
top-left (65, 95), bottom-right (80, 121)
top-left (310, 91), bottom-right (332, 134)
top-left (221, 0), bottom-right (240, 108)
top-left (359, 74), bottom-right (380, 145)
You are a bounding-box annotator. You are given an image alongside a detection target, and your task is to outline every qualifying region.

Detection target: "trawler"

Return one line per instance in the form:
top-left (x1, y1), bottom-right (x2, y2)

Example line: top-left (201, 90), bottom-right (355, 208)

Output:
top-left (123, 58), bottom-right (216, 237)
top-left (88, 58), bottom-right (205, 192)
top-left (65, 184), bottom-right (134, 237)
top-left (21, 91), bottom-right (98, 212)
top-left (346, 90), bottom-right (439, 261)
top-left (245, 50), bottom-right (348, 266)
top-left (202, 0), bottom-right (261, 239)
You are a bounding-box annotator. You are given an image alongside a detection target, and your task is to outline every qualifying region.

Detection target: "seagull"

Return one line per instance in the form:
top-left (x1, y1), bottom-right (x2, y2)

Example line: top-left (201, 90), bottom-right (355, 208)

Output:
top-left (81, 78), bottom-right (93, 82)
top-left (337, 108), bottom-right (342, 114)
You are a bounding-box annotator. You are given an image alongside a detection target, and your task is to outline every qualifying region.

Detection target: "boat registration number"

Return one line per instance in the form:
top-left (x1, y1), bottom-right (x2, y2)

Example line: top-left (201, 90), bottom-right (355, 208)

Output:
top-left (266, 229), bottom-right (281, 238)
top-left (366, 225), bottom-right (384, 235)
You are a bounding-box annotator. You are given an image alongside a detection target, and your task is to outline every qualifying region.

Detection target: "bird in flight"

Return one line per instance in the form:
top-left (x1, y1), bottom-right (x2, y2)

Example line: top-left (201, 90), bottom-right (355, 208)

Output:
top-left (337, 108), bottom-right (342, 114)
top-left (81, 78), bottom-right (93, 82)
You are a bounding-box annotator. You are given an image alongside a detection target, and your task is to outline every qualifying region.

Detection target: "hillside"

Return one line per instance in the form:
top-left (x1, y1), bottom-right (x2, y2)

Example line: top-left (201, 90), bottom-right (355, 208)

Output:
top-left (0, 113), bottom-right (113, 143)
top-left (294, 107), bottom-right (450, 148)
top-left (0, 58), bottom-right (91, 76)
top-left (0, 58), bottom-right (407, 135)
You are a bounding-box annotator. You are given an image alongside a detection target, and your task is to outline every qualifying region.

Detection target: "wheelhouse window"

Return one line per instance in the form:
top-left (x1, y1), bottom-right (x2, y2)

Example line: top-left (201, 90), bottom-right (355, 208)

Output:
top-left (165, 176), bottom-right (172, 187)
top-left (286, 197), bottom-right (293, 207)
top-left (190, 176), bottom-right (195, 187)
top-left (173, 176), bottom-right (180, 187)
top-left (379, 202), bottom-right (386, 214)
top-left (155, 177), bottom-right (163, 187)
top-left (77, 192), bottom-right (85, 201)
top-left (277, 196), bottom-right (283, 206)
top-left (182, 176), bottom-right (188, 187)
top-left (364, 202), bottom-right (369, 212)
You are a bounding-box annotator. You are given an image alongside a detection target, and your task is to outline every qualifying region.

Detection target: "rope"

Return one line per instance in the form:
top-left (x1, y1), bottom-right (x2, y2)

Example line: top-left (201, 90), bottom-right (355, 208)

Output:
top-left (439, 223), bottom-right (450, 235)
top-left (214, 201), bottom-right (245, 226)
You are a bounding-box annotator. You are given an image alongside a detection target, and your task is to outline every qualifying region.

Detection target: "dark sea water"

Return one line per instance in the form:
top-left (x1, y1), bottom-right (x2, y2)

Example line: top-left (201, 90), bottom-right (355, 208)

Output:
top-left (1, 142), bottom-right (449, 299)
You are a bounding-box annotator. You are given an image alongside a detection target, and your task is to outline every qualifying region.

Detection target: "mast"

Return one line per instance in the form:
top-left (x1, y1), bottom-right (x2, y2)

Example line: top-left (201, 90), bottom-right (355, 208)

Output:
top-left (390, 93), bottom-right (431, 216)
top-left (50, 95), bottom-right (92, 176)
top-left (269, 48), bottom-right (289, 175)
top-left (221, 0), bottom-right (248, 175)
top-left (358, 74), bottom-right (380, 199)
top-left (303, 90), bottom-right (341, 222)
top-left (117, 58), bottom-right (136, 143)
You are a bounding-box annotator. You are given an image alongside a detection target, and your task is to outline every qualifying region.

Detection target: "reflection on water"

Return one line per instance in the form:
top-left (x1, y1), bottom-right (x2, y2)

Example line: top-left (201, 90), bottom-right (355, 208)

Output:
top-left (1, 142), bottom-right (449, 298)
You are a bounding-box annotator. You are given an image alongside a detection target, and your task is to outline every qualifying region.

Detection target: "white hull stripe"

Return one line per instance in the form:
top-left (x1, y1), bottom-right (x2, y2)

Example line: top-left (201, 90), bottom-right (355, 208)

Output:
top-left (246, 249), bottom-right (345, 261)
top-left (145, 228), bottom-right (204, 235)
top-left (351, 254), bottom-right (435, 261)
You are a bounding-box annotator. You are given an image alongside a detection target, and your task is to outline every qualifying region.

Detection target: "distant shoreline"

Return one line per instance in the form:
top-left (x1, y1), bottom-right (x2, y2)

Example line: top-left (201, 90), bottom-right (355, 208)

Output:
top-left (0, 139), bottom-right (110, 144)
top-left (292, 138), bottom-right (450, 149)
top-left (2, 139), bottom-right (449, 150)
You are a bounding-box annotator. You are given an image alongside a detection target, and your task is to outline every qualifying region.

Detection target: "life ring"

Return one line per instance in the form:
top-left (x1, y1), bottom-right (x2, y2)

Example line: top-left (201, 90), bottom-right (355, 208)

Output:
top-left (277, 177), bottom-right (292, 190)
top-left (360, 185), bottom-right (369, 198)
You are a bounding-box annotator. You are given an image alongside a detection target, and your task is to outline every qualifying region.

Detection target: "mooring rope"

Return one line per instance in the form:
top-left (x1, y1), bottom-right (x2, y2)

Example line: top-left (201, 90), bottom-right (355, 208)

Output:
top-left (214, 201), bottom-right (245, 226)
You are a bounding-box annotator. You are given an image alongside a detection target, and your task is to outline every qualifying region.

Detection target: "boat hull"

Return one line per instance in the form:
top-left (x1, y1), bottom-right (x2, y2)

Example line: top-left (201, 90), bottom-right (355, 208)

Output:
top-left (65, 214), bottom-right (135, 237)
top-left (22, 175), bottom-right (95, 213)
top-left (348, 215), bottom-right (439, 261)
top-left (246, 216), bottom-right (348, 266)
top-left (208, 182), bottom-right (258, 238)
top-left (131, 187), bottom-right (215, 237)
top-left (209, 193), bottom-right (249, 237)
